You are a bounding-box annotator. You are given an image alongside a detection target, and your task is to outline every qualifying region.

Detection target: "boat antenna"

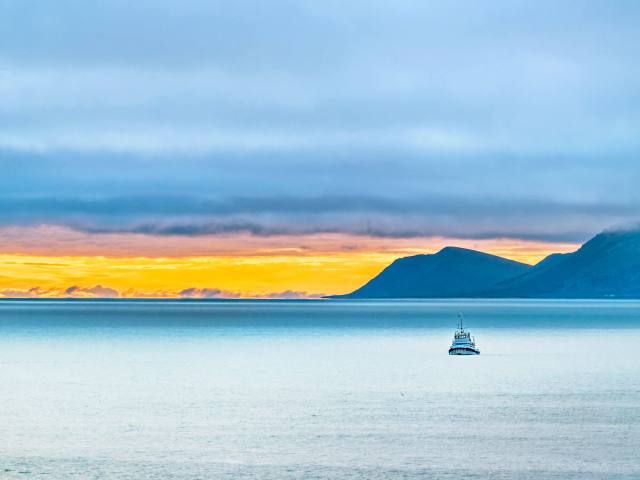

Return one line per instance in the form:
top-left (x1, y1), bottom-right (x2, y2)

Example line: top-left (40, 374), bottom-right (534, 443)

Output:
top-left (458, 312), bottom-right (464, 331)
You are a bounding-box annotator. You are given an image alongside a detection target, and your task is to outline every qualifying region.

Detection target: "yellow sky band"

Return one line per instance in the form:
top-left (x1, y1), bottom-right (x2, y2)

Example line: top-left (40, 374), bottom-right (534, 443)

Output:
top-left (0, 235), bottom-right (577, 297)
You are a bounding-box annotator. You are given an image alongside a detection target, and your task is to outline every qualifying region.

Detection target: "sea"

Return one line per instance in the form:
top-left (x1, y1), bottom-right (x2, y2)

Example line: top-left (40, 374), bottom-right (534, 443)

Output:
top-left (0, 299), bottom-right (639, 479)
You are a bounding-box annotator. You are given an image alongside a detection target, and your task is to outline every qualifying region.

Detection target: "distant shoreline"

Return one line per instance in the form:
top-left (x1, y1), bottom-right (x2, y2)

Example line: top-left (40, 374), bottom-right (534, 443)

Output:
top-left (2, 296), bottom-right (640, 302)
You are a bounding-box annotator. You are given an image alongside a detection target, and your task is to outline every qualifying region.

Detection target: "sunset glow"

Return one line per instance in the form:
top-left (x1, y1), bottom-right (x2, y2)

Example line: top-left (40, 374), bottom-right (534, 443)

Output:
top-left (0, 230), bottom-right (578, 298)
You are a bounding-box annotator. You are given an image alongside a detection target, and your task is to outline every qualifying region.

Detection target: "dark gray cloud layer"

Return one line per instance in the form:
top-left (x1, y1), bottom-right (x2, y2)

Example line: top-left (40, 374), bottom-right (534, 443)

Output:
top-left (1, 1), bottom-right (640, 242)
top-left (0, 191), bottom-right (637, 242)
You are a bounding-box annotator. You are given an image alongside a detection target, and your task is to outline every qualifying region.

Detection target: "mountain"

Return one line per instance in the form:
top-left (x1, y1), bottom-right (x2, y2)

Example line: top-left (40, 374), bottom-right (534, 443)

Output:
top-left (338, 246), bottom-right (531, 298)
top-left (488, 229), bottom-right (640, 298)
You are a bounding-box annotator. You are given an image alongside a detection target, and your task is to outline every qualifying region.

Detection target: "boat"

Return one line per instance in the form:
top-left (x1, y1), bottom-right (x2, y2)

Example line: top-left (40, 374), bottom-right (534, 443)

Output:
top-left (448, 314), bottom-right (480, 355)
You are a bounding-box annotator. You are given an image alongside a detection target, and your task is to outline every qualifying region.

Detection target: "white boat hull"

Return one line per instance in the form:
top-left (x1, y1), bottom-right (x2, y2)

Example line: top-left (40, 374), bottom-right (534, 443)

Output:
top-left (448, 347), bottom-right (480, 355)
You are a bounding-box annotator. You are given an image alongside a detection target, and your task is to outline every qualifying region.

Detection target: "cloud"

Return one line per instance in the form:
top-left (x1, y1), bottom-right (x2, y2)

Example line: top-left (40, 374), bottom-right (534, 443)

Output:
top-left (0, 193), bottom-right (637, 243)
top-left (0, 287), bottom-right (54, 298)
top-left (1, 1), bottom-right (640, 246)
top-left (177, 288), bottom-right (323, 299)
top-left (2, 1), bottom-right (640, 157)
top-left (0, 285), bottom-right (119, 298)
top-left (64, 285), bottom-right (119, 298)
top-left (0, 285), bottom-right (323, 299)
top-left (178, 287), bottom-right (241, 299)
top-left (260, 290), bottom-right (324, 299)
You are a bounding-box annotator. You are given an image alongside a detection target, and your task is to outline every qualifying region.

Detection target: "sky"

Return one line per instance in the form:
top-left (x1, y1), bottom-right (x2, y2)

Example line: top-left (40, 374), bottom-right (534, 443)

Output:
top-left (1, 0), bottom-right (639, 297)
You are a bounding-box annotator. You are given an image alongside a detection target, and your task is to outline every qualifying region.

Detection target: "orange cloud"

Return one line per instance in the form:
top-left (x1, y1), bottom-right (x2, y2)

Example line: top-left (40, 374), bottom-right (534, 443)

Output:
top-left (0, 225), bottom-right (577, 263)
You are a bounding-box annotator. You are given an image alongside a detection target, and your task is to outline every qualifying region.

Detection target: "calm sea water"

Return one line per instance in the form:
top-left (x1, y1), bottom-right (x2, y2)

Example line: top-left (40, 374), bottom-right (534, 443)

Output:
top-left (0, 299), bottom-right (639, 479)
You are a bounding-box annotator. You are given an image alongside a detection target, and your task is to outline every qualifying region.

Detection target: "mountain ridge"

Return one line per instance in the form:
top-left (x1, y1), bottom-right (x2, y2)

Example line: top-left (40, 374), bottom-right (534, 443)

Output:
top-left (336, 228), bottom-right (640, 299)
top-left (486, 229), bottom-right (640, 298)
top-left (335, 246), bottom-right (530, 298)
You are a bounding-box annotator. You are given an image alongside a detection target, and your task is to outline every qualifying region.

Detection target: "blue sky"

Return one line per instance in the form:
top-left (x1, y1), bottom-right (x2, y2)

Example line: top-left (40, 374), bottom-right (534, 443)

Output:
top-left (1, 0), bottom-right (640, 243)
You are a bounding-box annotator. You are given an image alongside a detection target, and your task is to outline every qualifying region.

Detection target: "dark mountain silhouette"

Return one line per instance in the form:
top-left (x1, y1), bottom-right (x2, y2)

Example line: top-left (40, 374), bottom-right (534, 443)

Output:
top-left (488, 228), bottom-right (640, 298)
top-left (337, 228), bottom-right (640, 299)
top-left (337, 246), bottom-right (530, 298)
